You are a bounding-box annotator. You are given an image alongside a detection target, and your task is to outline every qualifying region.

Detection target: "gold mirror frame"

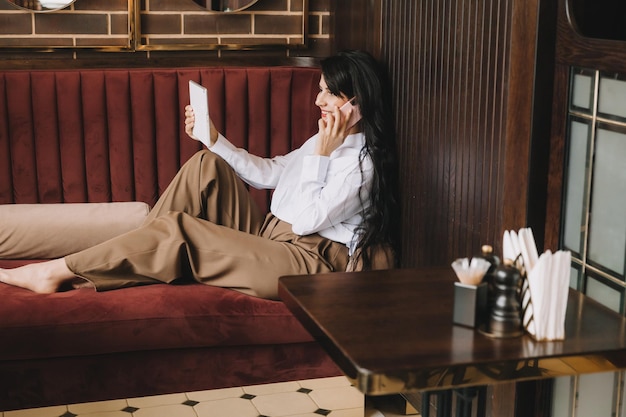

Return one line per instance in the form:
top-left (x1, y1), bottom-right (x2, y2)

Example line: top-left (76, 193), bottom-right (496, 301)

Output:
top-left (7, 0), bottom-right (75, 12)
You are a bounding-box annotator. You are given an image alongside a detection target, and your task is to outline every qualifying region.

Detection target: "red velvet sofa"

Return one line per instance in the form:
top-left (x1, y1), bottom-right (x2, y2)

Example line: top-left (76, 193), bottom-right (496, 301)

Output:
top-left (0, 66), bottom-right (342, 411)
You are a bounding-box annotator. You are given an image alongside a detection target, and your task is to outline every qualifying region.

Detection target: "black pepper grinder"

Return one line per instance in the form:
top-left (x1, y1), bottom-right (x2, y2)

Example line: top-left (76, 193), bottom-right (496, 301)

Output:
top-left (487, 260), bottom-right (523, 338)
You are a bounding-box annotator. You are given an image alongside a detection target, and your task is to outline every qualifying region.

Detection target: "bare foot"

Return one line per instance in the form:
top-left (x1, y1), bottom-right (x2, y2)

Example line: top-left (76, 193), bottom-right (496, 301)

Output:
top-left (0, 259), bottom-right (80, 294)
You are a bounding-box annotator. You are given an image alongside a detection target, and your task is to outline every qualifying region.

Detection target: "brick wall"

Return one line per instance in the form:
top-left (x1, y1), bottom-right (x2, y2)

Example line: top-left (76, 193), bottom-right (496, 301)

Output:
top-left (0, 0), bottom-right (331, 58)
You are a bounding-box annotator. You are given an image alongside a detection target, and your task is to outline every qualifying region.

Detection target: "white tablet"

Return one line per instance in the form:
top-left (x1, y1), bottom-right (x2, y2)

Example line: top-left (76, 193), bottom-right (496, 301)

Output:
top-left (189, 80), bottom-right (210, 148)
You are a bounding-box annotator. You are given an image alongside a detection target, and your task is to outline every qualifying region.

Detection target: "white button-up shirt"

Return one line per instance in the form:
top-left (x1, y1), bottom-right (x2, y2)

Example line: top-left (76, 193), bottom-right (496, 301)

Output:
top-left (209, 132), bottom-right (373, 254)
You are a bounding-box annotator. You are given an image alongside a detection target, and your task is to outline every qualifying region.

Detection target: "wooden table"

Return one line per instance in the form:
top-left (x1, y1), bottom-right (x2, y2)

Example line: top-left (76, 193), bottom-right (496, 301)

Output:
top-left (278, 267), bottom-right (626, 416)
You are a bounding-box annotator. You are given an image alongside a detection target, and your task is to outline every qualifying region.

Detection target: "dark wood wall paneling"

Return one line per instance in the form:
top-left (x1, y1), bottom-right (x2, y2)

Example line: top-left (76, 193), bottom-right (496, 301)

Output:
top-left (386, 0), bottom-right (512, 267)
top-left (335, 0), bottom-right (556, 268)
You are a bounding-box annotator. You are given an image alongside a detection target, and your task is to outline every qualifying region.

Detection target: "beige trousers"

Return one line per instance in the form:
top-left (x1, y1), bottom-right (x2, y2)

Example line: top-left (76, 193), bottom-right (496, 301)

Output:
top-left (65, 150), bottom-right (349, 299)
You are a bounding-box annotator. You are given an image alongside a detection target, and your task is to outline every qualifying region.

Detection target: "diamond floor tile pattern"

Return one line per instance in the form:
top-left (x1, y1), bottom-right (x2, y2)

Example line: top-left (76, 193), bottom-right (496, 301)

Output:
top-left (2, 376), bottom-right (370, 417)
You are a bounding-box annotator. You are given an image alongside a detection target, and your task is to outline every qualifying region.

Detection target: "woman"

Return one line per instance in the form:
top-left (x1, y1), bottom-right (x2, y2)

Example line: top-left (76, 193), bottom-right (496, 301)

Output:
top-left (0, 50), bottom-right (400, 299)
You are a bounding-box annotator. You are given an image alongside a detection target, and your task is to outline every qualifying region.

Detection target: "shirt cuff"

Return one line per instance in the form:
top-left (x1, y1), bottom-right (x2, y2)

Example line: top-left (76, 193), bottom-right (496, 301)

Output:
top-left (301, 155), bottom-right (329, 183)
top-left (208, 133), bottom-right (236, 156)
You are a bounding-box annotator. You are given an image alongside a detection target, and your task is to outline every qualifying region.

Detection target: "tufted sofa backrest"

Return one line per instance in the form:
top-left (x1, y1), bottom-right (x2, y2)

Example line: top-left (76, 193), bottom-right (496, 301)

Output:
top-left (0, 66), bottom-right (322, 211)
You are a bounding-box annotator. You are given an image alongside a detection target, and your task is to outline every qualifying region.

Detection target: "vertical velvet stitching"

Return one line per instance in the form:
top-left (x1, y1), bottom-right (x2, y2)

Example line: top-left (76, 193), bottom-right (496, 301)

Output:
top-left (0, 67), bottom-right (322, 211)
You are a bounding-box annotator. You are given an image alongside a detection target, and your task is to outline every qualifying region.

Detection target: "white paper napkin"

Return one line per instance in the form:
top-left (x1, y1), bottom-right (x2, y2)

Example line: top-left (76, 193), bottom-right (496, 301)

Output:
top-left (503, 228), bottom-right (571, 341)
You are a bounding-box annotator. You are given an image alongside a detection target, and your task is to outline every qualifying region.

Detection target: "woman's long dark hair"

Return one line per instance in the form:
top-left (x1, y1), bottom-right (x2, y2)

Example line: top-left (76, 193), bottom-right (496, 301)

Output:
top-left (320, 50), bottom-right (401, 269)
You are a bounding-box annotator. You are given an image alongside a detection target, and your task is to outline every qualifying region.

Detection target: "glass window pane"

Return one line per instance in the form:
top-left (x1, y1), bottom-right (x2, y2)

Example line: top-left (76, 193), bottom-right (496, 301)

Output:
top-left (576, 372), bottom-right (617, 417)
top-left (586, 275), bottom-right (622, 313)
top-left (551, 376), bottom-right (573, 417)
top-left (563, 120), bottom-right (591, 254)
top-left (598, 76), bottom-right (626, 120)
top-left (587, 128), bottom-right (626, 275)
top-left (572, 72), bottom-right (594, 111)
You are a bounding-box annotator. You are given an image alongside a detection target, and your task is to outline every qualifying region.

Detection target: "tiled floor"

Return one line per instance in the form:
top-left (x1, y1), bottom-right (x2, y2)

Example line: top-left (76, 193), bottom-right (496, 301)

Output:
top-left (1, 376), bottom-right (412, 417)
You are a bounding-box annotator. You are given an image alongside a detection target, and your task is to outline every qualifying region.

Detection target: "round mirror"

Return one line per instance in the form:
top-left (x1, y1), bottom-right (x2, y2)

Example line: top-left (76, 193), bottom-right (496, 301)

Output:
top-left (192, 0), bottom-right (259, 12)
top-left (7, 0), bottom-right (75, 11)
top-left (569, 0), bottom-right (626, 41)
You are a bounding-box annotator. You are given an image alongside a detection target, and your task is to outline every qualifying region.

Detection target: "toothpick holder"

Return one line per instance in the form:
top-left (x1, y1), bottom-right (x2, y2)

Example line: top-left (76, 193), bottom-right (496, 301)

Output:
top-left (453, 282), bottom-right (488, 328)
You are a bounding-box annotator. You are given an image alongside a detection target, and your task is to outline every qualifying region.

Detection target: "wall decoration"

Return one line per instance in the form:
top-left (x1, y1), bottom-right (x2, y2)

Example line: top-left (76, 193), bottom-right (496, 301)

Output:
top-left (0, 0), bottom-right (134, 50)
top-left (135, 0), bottom-right (308, 51)
top-left (0, 0), bottom-right (315, 52)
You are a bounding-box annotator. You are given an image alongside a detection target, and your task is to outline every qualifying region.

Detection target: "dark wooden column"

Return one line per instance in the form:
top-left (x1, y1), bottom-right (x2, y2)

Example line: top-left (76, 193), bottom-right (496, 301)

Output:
top-left (331, 1), bottom-right (558, 416)
top-left (331, 0), bottom-right (557, 266)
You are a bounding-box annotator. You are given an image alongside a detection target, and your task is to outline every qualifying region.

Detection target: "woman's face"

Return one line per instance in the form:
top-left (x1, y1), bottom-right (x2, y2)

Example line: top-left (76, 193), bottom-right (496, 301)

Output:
top-left (315, 75), bottom-right (350, 121)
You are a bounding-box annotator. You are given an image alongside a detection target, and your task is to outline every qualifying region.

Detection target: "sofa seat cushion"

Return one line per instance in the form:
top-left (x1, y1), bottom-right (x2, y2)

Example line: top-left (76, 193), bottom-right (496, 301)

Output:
top-left (0, 282), bottom-right (314, 361)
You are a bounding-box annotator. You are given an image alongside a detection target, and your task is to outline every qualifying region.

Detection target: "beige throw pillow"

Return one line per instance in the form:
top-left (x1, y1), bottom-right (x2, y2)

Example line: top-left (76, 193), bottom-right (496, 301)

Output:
top-left (0, 202), bottom-right (150, 259)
